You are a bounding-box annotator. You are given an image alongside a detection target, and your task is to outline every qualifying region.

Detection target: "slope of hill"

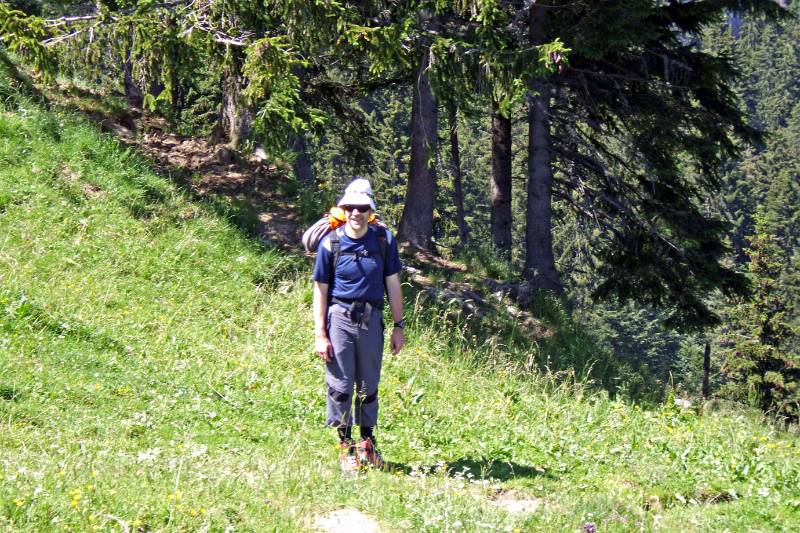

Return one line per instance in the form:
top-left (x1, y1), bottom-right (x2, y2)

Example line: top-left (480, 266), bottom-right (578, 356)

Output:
top-left (1, 61), bottom-right (799, 532)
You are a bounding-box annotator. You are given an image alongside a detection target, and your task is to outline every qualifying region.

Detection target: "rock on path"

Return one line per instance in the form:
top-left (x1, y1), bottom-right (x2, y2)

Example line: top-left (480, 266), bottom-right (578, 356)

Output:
top-left (491, 497), bottom-right (543, 514)
top-left (488, 489), bottom-right (544, 515)
top-left (314, 508), bottom-right (382, 533)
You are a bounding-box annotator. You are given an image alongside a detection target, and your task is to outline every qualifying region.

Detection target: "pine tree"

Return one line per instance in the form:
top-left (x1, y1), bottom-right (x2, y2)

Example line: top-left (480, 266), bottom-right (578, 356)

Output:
top-left (719, 214), bottom-right (799, 422)
top-left (524, 0), bottom-right (788, 325)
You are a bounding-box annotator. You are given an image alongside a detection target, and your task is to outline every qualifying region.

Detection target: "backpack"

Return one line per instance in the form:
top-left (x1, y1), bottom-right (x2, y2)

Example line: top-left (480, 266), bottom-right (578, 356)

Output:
top-left (301, 206), bottom-right (347, 253)
top-left (302, 207), bottom-right (389, 269)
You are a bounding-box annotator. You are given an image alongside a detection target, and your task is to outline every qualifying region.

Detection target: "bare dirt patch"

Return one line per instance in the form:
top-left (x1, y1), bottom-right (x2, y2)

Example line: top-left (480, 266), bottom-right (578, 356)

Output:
top-left (313, 508), bottom-right (382, 533)
top-left (133, 125), bottom-right (301, 247)
top-left (487, 488), bottom-right (544, 515)
top-left (82, 183), bottom-right (104, 199)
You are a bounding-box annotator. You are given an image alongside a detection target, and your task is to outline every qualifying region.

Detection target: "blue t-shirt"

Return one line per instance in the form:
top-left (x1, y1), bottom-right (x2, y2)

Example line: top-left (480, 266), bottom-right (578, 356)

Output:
top-left (312, 226), bottom-right (402, 302)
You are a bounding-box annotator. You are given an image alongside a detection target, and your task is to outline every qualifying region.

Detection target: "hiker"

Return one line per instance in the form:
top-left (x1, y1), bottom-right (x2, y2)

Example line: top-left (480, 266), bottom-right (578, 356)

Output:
top-left (312, 178), bottom-right (405, 472)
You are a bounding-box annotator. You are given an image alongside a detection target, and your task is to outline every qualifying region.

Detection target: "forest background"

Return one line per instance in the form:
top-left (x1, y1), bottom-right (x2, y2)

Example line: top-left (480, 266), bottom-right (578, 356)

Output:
top-left (1, 0), bottom-right (799, 419)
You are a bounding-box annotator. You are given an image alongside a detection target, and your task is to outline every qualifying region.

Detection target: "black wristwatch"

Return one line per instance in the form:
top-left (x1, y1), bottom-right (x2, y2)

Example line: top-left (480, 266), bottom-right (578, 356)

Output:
top-left (393, 320), bottom-right (405, 329)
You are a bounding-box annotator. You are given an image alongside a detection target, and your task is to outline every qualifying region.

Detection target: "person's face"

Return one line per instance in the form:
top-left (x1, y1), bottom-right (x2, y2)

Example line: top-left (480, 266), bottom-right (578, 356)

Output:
top-left (343, 204), bottom-right (372, 232)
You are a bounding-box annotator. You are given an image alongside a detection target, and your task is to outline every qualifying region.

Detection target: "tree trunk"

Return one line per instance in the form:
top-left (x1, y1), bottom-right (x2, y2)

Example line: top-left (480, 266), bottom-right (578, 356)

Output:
top-left (525, 4), bottom-right (563, 294)
top-left (122, 61), bottom-right (142, 106)
top-left (448, 104), bottom-right (469, 246)
top-left (122, 45), bottom-right (143, 107)
top-left (491, 100), bottom-right (513, 258)
top-left (398, 49), bottom-right (438, 250)
top-left (287, 65), bottom-right (314, 186)
top-left (214, 54), bottom-right (251, 149)
top-left (290, 133), bottom-right (315, 186)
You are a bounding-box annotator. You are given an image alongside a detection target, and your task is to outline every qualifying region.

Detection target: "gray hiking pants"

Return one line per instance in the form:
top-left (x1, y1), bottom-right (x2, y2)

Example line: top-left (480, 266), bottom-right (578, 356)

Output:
top-left (325, 302), bottom-right (384, 428)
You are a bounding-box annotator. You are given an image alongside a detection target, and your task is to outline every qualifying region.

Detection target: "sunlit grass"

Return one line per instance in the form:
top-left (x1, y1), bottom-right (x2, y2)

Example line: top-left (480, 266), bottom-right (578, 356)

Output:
top-left (1, 69), bottom-right (799, 532)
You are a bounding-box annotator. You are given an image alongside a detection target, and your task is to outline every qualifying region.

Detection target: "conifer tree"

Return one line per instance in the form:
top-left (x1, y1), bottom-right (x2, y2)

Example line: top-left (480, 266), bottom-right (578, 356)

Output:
top-left (1, 0), bottom-right (383, 155)
top-left (710, 5), bottom-right (800, 260)
top-left (719, 214), bottom-right (799, 422)
top-left (523, 0), bottom-right (786, 325)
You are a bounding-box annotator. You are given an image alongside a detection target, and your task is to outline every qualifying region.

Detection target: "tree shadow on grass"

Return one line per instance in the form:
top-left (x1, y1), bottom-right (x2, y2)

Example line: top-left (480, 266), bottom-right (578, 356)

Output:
top-left (0, 50), bottom-right (45, 104)
top-left (384, 457), bottom-right (553, 482)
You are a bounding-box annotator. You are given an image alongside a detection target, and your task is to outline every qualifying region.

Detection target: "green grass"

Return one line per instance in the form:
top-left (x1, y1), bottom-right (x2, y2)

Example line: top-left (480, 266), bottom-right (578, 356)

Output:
top-left (1, 64), bottom-right (800, 532)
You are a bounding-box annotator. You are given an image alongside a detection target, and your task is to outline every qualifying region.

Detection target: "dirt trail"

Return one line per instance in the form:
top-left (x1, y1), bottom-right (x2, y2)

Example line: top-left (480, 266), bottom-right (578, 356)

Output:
top-left (132, 119), bottom-right (302, 247)
top-left (52, 85), bottom-right (303, 247)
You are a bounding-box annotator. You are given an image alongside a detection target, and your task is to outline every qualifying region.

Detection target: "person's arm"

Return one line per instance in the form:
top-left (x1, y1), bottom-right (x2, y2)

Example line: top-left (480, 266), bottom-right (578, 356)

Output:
top-left (313, 281), bottom-right (333, 362)
top-left (385, 273), bottom-right (405, 355)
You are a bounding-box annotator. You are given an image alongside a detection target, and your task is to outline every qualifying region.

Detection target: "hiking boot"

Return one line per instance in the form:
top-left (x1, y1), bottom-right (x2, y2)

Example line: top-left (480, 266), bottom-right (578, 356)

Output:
top-left (338, 440), bottom-right (358, 473)
top-left (356, 438), bottom-right (385, 470)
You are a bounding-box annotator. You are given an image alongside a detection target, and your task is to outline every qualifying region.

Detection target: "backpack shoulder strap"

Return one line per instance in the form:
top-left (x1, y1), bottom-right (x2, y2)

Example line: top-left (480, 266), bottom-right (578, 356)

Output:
top-left (377, 226), bottom-right (390, 299)
top-left (377, 225), bottom-right (388, 269)
top-left (325, 229), bottom-right (343, 302)
top-left (329, 227), bottom-right (342, 273)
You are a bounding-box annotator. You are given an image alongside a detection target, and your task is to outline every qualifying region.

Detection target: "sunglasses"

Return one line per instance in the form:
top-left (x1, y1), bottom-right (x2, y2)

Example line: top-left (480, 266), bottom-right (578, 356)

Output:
top-left (343, 205), bottom-right (372, 213)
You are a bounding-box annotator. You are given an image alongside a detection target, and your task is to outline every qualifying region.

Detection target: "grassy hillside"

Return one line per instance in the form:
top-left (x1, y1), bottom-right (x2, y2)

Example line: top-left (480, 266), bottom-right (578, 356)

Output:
top-left (1, 63), bottom-right (799, 532)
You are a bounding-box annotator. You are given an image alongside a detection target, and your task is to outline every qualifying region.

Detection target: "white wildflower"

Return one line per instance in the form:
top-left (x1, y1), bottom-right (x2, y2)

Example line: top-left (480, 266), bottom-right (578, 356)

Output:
top-left (137, 448), bottom-right (161, 463)
top-left (189, 444), bottom-right (208, 458)
top-left (674, 398), bottom-right (692, 409)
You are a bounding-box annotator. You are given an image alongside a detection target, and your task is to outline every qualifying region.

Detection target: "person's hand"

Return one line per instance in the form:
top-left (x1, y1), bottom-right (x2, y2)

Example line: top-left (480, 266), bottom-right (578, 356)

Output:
top-left (390, 327), bottom-right (405, 355)
top-left (315, 334), bottom-right (333, 362)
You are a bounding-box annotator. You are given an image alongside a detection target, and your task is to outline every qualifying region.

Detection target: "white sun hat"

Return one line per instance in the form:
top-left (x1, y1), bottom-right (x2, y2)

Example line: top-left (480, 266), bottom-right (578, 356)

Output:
top-left (337, 178), bottom-right (376, 210)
